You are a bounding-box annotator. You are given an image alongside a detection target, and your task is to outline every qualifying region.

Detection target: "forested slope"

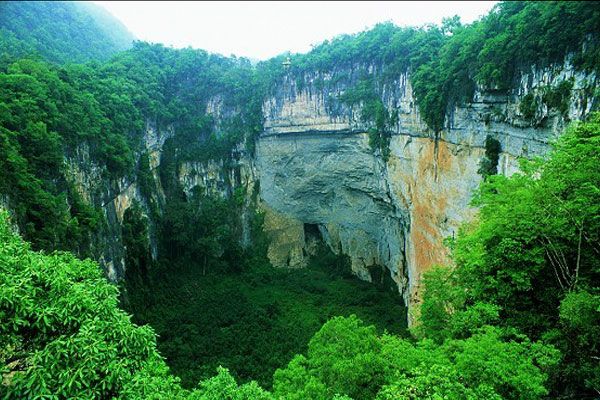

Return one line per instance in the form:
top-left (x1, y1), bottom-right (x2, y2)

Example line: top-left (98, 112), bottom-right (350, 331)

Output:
top-left (0, 1), bottom-right (134, 64)
top-left (0, 43), bottom-right (259, 257)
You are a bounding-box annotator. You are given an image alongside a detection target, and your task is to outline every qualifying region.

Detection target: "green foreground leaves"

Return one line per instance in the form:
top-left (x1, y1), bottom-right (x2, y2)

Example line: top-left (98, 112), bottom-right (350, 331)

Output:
top-left (0, 211), bottom-right (271, 399)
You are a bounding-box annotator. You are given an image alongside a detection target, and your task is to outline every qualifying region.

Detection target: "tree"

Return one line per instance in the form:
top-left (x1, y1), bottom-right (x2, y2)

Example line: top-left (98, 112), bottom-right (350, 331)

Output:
top-left (429, 113), bottom-right (600, 396)
top-left (274, 315), bottom-right (557, 400)
top-left (0, 210), bottom-right (171, 397)
top-left (0, 211), bottom-right (272, 398)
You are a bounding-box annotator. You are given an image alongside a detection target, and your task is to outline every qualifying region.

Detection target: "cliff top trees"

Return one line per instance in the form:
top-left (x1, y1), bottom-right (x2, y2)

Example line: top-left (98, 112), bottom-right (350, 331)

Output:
top-left (0, 1), bottom-right (134, 64)
top-left (275, 2), bottom-right (600, 132)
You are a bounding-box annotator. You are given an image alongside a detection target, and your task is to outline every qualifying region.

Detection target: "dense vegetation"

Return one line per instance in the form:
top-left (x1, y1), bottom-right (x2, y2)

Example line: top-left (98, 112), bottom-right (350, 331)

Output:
top-left (0, 211), bottom-right (272, 399)
top-left (426, 114), bottom-right (600, 398)
top-left (1, 1), bottom-right (600, 399)
top-left (478, 135), bottom-right (502, 178)
top-left (0, 1), bottom-right (134, 64)
top-left (126, 228), bottom-right (406, 389)
top-left (0, 42), bottom-right (260, 255)
top-left (275, 2), bottom-right (600, 136)
top-left (4, 115), bottom-right (597, 398)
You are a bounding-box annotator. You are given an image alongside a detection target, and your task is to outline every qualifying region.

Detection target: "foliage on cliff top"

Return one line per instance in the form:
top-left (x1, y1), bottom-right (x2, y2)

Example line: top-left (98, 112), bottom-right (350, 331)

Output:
top-left (0, 42), bottom-right (261, 255)
top-left (0, 58), bottom-right (111, 254)
top-left (0, 1), bottom-right (134, 64)
top-left (273, 2), bottom-right (600, 131)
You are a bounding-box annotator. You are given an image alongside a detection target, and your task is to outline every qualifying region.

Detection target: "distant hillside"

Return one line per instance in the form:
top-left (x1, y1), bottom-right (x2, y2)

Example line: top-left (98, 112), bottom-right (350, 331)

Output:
top-left (0, 1), bottom-right (134, 64)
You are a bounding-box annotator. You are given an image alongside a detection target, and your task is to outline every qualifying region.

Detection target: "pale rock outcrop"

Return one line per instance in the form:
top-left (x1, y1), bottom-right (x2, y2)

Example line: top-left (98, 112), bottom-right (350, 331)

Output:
top-left (255, 57), bottom-right (597, 321)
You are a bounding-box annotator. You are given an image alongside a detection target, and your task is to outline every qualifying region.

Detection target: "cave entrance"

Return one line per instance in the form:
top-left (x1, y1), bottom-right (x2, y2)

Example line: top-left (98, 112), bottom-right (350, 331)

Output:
top-left (303, 222), bottom-right (322, 241)
top-left (303, 222), bottom-right (324, 258)
top-left (368, 264), bottom-right (400, 293)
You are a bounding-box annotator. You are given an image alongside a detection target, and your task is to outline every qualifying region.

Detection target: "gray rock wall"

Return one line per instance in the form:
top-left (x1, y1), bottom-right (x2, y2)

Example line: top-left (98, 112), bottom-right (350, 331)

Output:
top-left (256, 131), bottom-right (407, 286)
top-left (64, 121), bottom-right (174, 280)
top-left (255, 57), bottom-right (597, 320)
top-left (49, 54), bottom-right (596, 324)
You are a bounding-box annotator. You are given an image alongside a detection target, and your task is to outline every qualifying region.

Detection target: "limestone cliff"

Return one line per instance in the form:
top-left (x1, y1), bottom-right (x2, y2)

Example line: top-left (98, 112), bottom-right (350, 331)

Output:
top-left (255, 57), bottom-right (597, 319)
top-left (63, 122), bottom-right (173, 280)
top-left (53, 54), bottom-right (596, 324)
top-left (66, 121), bottom-right (257, 281)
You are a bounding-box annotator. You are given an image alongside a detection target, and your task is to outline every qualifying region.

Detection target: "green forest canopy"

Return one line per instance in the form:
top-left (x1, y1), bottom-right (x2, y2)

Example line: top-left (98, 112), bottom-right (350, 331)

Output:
top-left (2, 114), bottom-right (598, 398)
top-left (0, 1), bottom-right (135, 64)
top-left (1, 1), bottom-right (599, 398)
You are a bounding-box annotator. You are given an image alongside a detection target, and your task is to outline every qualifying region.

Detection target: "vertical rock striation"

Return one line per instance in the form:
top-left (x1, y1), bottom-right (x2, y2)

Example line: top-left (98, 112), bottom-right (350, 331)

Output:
top-left (54, 55), bottom-right (596, 323)
top-left (255, 58), bottom-right (597, 319)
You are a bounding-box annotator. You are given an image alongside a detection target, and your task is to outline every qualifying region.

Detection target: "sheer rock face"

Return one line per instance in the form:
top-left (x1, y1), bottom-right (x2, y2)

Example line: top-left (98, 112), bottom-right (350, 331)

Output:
top-left (256, 131), bottom-right (407, 286)
top-left (65, 122), bottom-right (174, 280)
top-left (62, 56), bottom-right (595, 321)
top-left (255, 59), bottom-right (597, 319)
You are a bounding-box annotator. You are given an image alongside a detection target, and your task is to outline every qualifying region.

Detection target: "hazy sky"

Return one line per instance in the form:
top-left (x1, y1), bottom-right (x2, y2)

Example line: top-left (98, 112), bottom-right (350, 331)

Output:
top-left (93, 1), bottom-right (497, 60)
